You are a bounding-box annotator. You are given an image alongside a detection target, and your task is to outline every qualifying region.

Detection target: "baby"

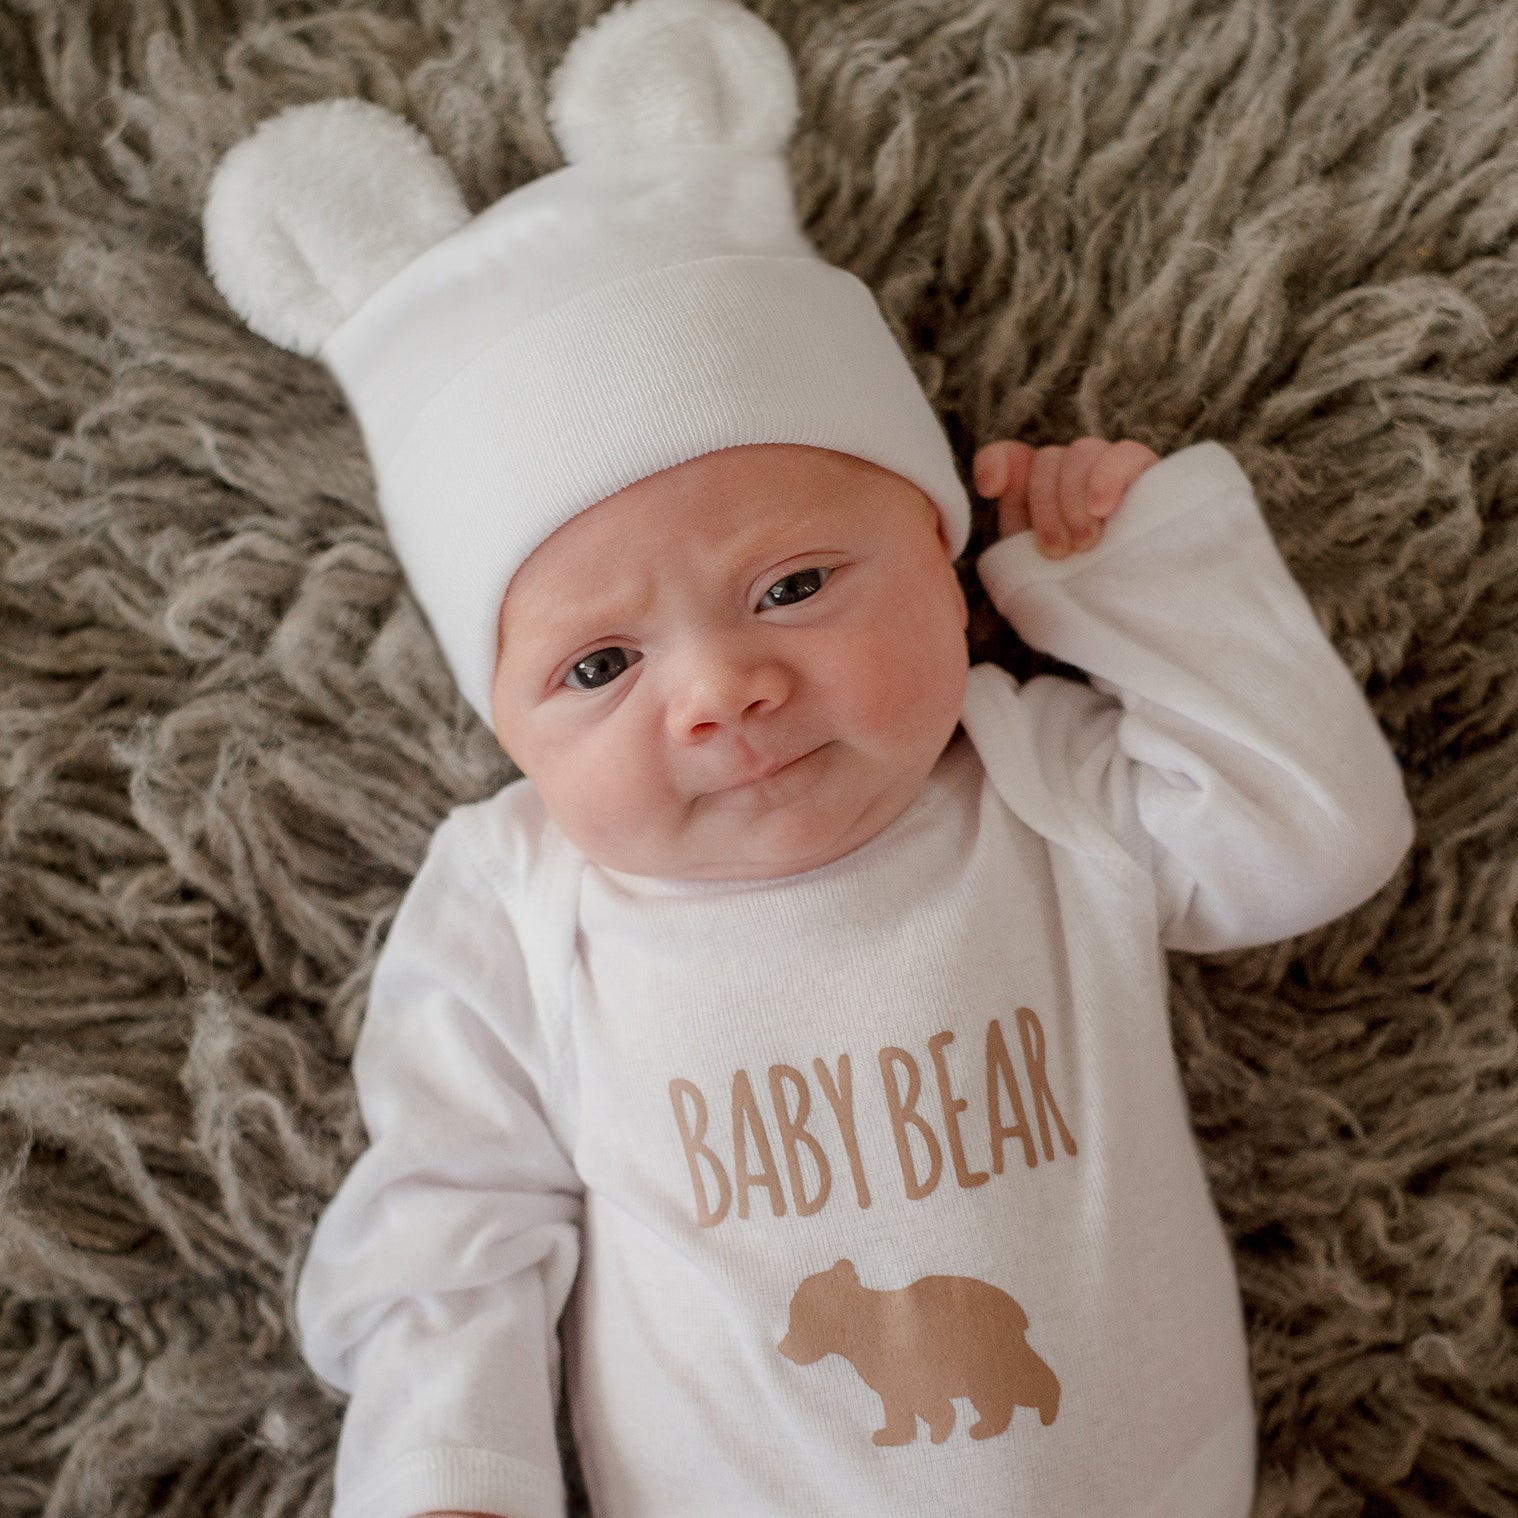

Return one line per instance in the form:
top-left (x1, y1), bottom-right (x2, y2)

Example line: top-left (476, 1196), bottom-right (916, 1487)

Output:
top-left (487, 437), bottom-right (1160, 884)
top-left (199, 3), bottom-right (1415, 1516)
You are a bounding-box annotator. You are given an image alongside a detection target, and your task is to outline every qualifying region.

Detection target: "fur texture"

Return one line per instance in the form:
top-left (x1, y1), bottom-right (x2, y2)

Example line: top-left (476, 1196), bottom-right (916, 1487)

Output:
top-left (203, 98), bottom-right (470, 356)
top-left (547, 0), bottom-right (799, 159)
top-left (3, 1), bottom-right (1518, 1515)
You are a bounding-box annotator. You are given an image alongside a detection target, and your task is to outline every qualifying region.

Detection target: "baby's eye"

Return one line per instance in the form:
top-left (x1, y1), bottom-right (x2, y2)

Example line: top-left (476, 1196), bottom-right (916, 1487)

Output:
top-left (759, 567), bottom-right (831, 609)
top-left (564, 647), bottom-right (642, 691)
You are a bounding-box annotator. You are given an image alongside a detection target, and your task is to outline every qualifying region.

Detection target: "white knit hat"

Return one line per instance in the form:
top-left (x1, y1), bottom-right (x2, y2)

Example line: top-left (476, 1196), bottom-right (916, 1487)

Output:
top-left (202, 0), bottom-right (972, 725)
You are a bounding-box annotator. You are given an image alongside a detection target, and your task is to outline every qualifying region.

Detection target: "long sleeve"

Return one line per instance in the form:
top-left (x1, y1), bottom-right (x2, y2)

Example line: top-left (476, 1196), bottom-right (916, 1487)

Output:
top-left (295, 805), bottom-right (584, 1518)
top-left (970, 441), bottom-right (1415, 953)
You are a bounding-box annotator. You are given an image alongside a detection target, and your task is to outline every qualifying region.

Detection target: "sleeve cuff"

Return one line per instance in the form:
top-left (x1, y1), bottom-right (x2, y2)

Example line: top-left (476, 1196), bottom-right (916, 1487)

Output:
top-left (975, 440), bottom-right (1255, 598)
top-left (334, 1445), bottom-right (566, 1518)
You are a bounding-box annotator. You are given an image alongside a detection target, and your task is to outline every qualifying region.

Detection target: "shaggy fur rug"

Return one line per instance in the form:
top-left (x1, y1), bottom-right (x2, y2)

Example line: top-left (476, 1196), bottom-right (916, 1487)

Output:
top-left (4, 0), bottom-right (1518, 1513)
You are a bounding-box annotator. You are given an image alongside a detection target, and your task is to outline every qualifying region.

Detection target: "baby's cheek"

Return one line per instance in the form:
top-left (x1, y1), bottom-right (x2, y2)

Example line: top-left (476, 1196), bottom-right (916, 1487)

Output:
top-left (864, 612), bottom-right (966, 740)
top-left (535, 737), bottom-right (652, 863)
top-left (858, 663), bottom-right (926, 740)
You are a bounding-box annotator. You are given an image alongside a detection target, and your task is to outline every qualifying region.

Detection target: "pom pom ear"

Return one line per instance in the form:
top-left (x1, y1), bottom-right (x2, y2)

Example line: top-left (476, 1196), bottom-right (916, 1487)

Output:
top-left (202, 99), bottom-right (470, 357)
top-left (548, 0), bottom-right (798, 163)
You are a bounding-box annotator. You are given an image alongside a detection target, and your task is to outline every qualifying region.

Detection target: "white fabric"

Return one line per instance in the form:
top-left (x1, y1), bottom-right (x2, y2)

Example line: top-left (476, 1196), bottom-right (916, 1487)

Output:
top-left (322, 244), bottom-right (973, 727)
top-left (545, 0), bottom-right (802, 163)
top-left (295, 442), bottom-right (1415, 1518)
top-left (201, 98), bottom-right (470, 358)
top-left (203, 0), bottom-right (975, 730)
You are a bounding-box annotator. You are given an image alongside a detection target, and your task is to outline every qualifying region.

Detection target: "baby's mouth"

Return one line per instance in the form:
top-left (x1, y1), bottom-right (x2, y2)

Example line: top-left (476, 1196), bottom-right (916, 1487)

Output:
top-left (712, 745), bottom-right (821, 795)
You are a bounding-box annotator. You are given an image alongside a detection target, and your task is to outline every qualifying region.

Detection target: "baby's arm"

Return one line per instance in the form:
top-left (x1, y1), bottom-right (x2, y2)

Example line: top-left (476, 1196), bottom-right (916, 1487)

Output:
top-left (964, 439), bottom-right (1414, 951)
top-left (296, 809), bottom-right (582, 1518)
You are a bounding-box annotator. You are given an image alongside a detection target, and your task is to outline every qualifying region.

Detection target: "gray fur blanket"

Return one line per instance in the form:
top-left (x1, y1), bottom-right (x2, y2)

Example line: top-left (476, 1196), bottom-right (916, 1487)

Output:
top-left (3, 0), bottom-right (1517, 1513)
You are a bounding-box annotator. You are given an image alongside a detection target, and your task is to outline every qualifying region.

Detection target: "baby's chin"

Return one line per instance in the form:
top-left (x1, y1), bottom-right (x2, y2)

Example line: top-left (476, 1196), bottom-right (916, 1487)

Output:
top-left (578, 776), bottom-right (922, 883)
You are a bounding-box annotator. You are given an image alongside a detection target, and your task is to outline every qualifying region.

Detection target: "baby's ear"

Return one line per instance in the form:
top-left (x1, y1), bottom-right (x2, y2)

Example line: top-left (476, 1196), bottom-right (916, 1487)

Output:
top-left (548, 0), bottom-right (798, 163)
top-left (202, 99), bottom-right (470, 357)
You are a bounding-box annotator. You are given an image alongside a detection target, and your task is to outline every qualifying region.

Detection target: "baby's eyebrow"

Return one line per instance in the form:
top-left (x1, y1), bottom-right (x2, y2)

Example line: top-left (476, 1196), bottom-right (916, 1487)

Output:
top-left (515, 576), bottom-right (656, 657)
top-left (516, 523), bottom-right (838, 654)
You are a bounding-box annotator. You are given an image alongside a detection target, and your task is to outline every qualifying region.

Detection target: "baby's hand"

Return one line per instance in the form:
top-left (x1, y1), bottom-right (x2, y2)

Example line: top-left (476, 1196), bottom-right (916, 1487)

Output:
top-left (973, 437), bottom-right (1160, 558)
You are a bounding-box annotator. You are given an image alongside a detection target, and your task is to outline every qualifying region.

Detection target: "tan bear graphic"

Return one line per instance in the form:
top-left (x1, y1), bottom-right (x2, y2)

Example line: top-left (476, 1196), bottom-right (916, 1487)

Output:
top-left (777, 1260), bottom-right (1060, 1446)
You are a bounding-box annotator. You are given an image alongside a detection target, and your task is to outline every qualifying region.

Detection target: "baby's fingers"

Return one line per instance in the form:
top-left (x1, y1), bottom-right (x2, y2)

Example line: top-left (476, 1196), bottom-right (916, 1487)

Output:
top-left (1026, 445), bottom-right (1069, 555)
top-left (1058, 437), bottom-right (1109, 549)
top-left (1087, 440), bottom-right (1161, 519)
top-left (973, 440), bottom-right (1037, 538)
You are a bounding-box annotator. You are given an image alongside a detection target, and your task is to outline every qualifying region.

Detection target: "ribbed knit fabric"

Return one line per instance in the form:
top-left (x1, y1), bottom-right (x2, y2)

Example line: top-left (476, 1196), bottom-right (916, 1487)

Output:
top-left (322, 249), bottom-right (972, 724)
top-left (338, 1447), bottom-right (566, 1518)
top-left (293, 444), bottom-right (1414, 1518)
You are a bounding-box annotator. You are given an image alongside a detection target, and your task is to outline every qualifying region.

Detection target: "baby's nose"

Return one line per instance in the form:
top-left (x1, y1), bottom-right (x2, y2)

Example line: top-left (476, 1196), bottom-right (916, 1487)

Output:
top-left (666, 643), bottom-right (790, 740)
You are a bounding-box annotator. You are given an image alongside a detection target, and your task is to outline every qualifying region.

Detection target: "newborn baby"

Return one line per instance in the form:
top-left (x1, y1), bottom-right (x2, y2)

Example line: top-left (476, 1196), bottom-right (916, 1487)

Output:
top-left (298, 434), bottom-right (1412, 1518)
top-left (197, 3), bottom-right (1415, 1515)
top-left (489, 437), bottom-right (1159, 883)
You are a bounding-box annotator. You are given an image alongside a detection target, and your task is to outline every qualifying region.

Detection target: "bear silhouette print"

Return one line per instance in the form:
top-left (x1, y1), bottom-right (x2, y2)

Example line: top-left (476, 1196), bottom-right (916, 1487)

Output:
top-left (777, 1260), bottom-right (1060, 1447)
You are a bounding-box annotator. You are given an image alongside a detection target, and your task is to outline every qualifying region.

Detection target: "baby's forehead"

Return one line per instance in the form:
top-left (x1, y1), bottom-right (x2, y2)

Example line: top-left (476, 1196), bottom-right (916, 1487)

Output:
top-left (497, 445), bottom-right (932, 645)
top-left (544, 447), bottom-right (895, 562)
top-left (630, 441), bottom-right (897, 502)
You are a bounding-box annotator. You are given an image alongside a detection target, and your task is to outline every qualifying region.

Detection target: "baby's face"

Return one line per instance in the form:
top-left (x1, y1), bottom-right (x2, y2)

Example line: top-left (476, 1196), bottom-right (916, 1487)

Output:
top-left (491, 444), bottom-right (969, 880)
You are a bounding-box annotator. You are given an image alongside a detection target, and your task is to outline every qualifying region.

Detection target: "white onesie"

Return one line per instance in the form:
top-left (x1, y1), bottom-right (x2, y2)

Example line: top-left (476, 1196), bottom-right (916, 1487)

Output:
top-left (296, 443), bottom-right (1415, 1518)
